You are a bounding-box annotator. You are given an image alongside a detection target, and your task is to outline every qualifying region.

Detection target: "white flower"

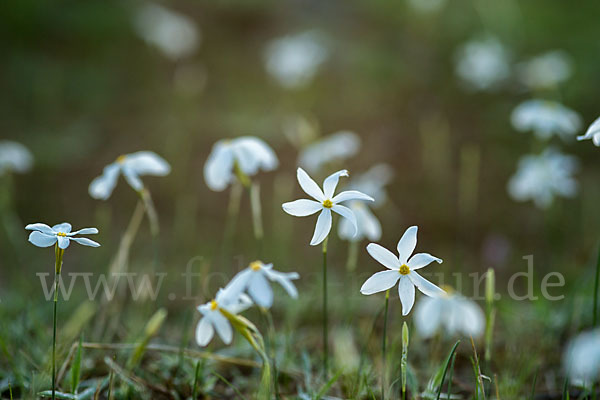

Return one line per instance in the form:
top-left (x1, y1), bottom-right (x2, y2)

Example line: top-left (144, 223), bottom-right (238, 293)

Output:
top-left (517, 50), bottom-right (572, 89)
top-left (89, 151), bottom-right (171, 200)
top-left (414, 288), bottom-right (484, 338)
top-left (347, 164), bottom-right (394, 208)
top-left (134, 3), bottom-right (200, 60)
top-left (298, 131), bottom-right (361, 173)
top-left (563, 329), bottom-right (600, 386)
top-left (264, 31), bottom-right (328, 89)
top-left (455, 36), bottom-right (511, 91)
top-left (511, 99), bottom-right (582, 141)
top-left (204, 136), bottom-right (278, 192)
top-left (338, 202), bottom-right (381, 242)
top-left (577, 116), bottom-right (600, 146)
top-left (229, 261), bottom-right (299, 308)
top-left (195, 285), bottom-right (253, 347)
top-left (507, 147), bottom-right (578, 209)
top-left (360, 226), bottom-right (444, 316)
top-left (282, 168), bottom-right (374, 246)
top-left (0, 141), bottom-right (33, 175)
top-left (26, 223), bottom-right (100, 249)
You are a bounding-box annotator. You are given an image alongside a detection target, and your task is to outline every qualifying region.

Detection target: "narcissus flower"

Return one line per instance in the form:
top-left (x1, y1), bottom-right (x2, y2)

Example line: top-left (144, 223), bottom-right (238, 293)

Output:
top-left (203, 136), bottom-right (278, 191)
top-left (360, 226), bottom-right (444, 315)
top-left (89, 151), bottom-right (171, 200)
top-left (282, 168), bottom-right (374, 246)
top-left (26, 223), bottom-right (100, 249)
top-left (563, 329), bottom-right (600, 386)
top-left (454, 36), bottom-right (510, 91)
top-left (511, 100), bottom-right (581, 141)
top-left (229, 261), bottom-right (299, 308)
top-left (577, 116), bottom-right (600, 146)
top-left (0, 140), bottom-right (33, 175)
top-left (338, 202), bottom-right (381, 242)
top-left (298, 131), bottom-right (361, 173)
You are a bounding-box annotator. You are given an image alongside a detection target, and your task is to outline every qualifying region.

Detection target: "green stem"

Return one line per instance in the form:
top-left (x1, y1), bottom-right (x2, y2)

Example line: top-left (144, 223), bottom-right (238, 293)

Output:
top-left (262, 309), bottom-right (280, 399)
top-left (249, 182), bottom-right (264, 257)
top-left (593, 244), bottom-right (600, 327)
top-left (346, 240), bottom-right (359, 272)
top-left (381, 290), bottom-right (389, 399)
top-left (52, 244), bottom-right (64, 400)
top-left (322, 237), bottom-right (329, 377)
top-left (222, 182), bottom-right (242, 260)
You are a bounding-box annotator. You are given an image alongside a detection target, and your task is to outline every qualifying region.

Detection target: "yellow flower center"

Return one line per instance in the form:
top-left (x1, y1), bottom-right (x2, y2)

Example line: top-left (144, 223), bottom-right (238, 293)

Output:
top-left (440, 284), bottom-right (454, 295)
top-left (210, 300), bottom-right (218, 310)
top-left (250, 261), bottom-right (262, 271)
top-left (57, 232), bottom-right (67, 237)
top-left (116, 154), bottom-right (127, 164)
top-left (322, 199), bottom-right (333, 208)
top-left (399, 264), bottom-right (410, 275)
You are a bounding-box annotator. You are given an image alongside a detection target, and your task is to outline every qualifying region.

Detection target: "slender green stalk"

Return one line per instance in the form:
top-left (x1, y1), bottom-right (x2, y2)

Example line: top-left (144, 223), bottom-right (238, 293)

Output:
top-left (593, 245), bottom-right (600, 327)
top-left (322, 237), bottom-right (329, 376)
top-left (192, 360), bottom-right (201, 399)
top-left (52, 244), bottom-right (64, 400)
top-left (222, 182), bottom-right (243, 259)
top-left (401, 321), bottom-right (409, 400)
top-left (346, 240), bottom-right (359, 272)
top-left (447, 351), bottom-right (457, 399)
top-left (484, 268), bottom-right (495, 363)
top-left (250, 182), bottom-right (264, 242)
top-left (261, 308), bottom-right (280, 399)
top-left (381, 290), bottom-right (390, 399)
top-left (435, 341), bottom-right (460, 400)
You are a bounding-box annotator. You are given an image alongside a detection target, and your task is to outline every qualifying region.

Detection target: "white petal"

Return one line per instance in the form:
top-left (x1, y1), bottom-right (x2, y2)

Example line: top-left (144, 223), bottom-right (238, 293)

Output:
top-left (397, 226), bottom-right (418, 264)
top-left (248, 273), bottom-right (273, 308)
top-left (89, 163), bottom-right (121, 200)
top-left (366, 243), bottom-right (399, 270)
top-left (28, 231), bottom-right (57, 248)
top-left (297, 167), bottom-right (325, 201)
top-left (359, 205), bottom-right (382, 241)
top-left (124, 151), bottom-right (171, 176)
top-left (360, 270), bottom-right (400, 295)
top-left (226, 294), bottom-right (253, 314)
top-left (331, 204), bottom-right (357, 236)
top-left (225, 269), bottom-right (253, 299)
top-left (282, 199), bottom-right (323, 216)
top-left (323, 169), bottom-right (348, 198)
top-left (25, 223), bottom-right (55, 235)
top-left (195, 317), bottom-right (215, 346)
top-left (460, 298), bottom-right (485, 337)
top-left (398, 276), bottom-right (416, 316)
top-left (211, 312), bottom-right (233, 344)
top-left (414, 296), bottom-right (442, 338)
top-left (204, 141), bottom-right (234, 191)
top-left (310, 209), bottom-right (332, 246)
top-left (122, 166), bottom-right (144, 191)
top-left (68, 228), bottom-right (98, 236)
top-left (70, 237), bottom-right (101, 247)
top-left (52, 223), bottom-right (72, 234)
top-left (263, 269), bottom-right (299, 298)
top-left (331, 190), bottom-right (374, 204)
top-left (57, 236), bottom-right (70, 249)
top-left (408, 271), bottom-right (445, 297)
top-left (407, 253), bottom-right (442, 270)
top-left (231, 137), bottom-right (278, 175)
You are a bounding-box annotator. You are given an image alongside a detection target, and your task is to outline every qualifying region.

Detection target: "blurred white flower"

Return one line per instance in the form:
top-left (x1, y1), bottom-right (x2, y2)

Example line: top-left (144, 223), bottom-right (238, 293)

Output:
top-left (338, 202), bottom-right (381, 242)
top-left (577, 116), bottom-right (600, 146)
top-left (414, 288), bottom-right (484, 338)
top-left (360, 226), bottom-right (444, 315)
top-left (507, 148), bottom-right (578, 209)
top-left (134, 3), bottom-right (200, 60)
top-left (203, 136), bottom-right (278, 192)
top-left (347, 164), bottom-right (394, 208)
top-left (229, 261), bottom-right (299, 308)
top-left (264, 31), bottom-right (328, 89)
top-left (517, 50), bottom-right (572, 89)
top-left (407, 0), bottom-right (446, 13)
top-left (195, 284), bottom-right (253, 346)
top-left (282, 168), bottom-right (373, 246)
top-left (26, 223), bottom-right (100, 249)
top-left (563, 329), bottom-right (600, 386)
top-left (455, 36), bottom-right (511, 91)
top-left (89, 151), bottom-right (171, 200)
top-left (0, 141), bottom-right (33, 175)
top-left (511, 99), bottom-right (582, 141)
top-left (298, 131), bottom-right (361, 173)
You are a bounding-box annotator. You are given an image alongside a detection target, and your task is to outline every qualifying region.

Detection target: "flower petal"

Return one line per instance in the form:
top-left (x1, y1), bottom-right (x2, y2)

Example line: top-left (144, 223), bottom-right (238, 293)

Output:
top-left (122, 166), bottom-right (144, 191)
top-left (25, 223), bottom-right (54, 235)
top-left (414, 296), bottom-right (442, 338)
top-left (331, 190), bottom-right (374, 204)
top-left (360, 270), bottom-right (400, 295)
top-left (204, 141), bottom-right (234, 191)
top-left (310, 209), bottom-right (332, 246)
top-left (248, 273), bottom-right (273, 308)
top-left (282, 199), bottom-right (323, 217)
top-left (28, 231), bottom-right (57, 247)
top-left (366, 243), bottom-right (399, 270)
top-left (407, 253), bottom-right (442, 270)
top-left (89, 163), bottom-right (121, 200)
top-left (124, 151), bottom-right (171, 176)
top-left (397, 226), bottom-right (418, 264)
top-left (68, 228), bottom-right (99, 236)
top-left (57, 236), bottom-right (70, 249)
top-left (331, 204), bottom-right (357, 237)
top-left (195, 317), bottom-right (215, 346)
top-left (398, 276), bottom-right (416, 316)
top-left (70, 237), bottom-right (101, 247)
top-left (52, 223), bottom-right (72, 234)
top-left (211, 311), bottom-right (233, 344)
top-left (297, 167), bottom-right (325, 201)
top-left (323, 169), bottom-right (348, 199)
top-left (263, 269), bottom-right (299, 298)
top-left (231, 137), bottom-right (278, 175)
top-left (408, 271), bottom-right (445, 297)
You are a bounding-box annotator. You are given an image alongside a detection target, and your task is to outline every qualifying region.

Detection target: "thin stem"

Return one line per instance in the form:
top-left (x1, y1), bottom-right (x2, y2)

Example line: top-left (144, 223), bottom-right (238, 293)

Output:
top-left (222, 182), bottom-right (242, 260)
top-left (249, 182), bottom-right (264, 257)
top-left (593, 244), bottom-right (600, 327)
top-left (262, 308), bottom-right (280, 399)
top-left (381, 290), bottom-right (389, 399)
top-left (322, 237), bottom-right (329, 377)
top-left (52, 244), bottom-right (64, 400)
top-left (346, 240), bottom-right (359, 272)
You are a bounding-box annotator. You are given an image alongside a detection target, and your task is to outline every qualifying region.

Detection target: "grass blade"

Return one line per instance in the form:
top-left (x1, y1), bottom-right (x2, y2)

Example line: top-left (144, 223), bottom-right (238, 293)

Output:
top-left (435, 340), bottom-right (461, 400)
top-left (70, 334), bottom-right (83, 395)
top-left (192, 360), bottom-right (201, 399)
top-left (530, 367), bottom-right (538, 400)
top-left (315, 369), bottom-right (343, 399)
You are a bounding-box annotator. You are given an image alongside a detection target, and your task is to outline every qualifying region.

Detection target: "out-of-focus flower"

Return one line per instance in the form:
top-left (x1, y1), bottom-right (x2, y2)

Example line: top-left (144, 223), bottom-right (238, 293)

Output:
top-left (26, 223), bottom-right (100, 249)
top-left (203, 137), bottom-right (278, 192)
top-left (407, 0), bottom-right (446, 13)
top-left (414, 287), bottom-right (484, 338)
top-left (517, 50), bottom-right (572, 89)
top-left (577, 116), bottom-right (600, 146)
top-left (563, 329), bottom-right (600, 386)
top-left (298, 131), bottom-right (361, 173)
top-left (507, 147), bottom-right (578, 209)
top-left (228, 261), bottom-right (299, 308)
top-left (347, 164), bottom-right (394, 208)
top-left (264, 31), bottom-right (328, 89)
top-left (283, 168), bottom-right (373, 246)
top-left (455, 36), bottom-right (511, 91)
top-left (0, 141), bottom-right (33, 175)
top-left (511, 100), bottom-right (582, 141)
top-left (89, 151), bottom-right (171, 200)
top-left (360, 226), bottom-right (444, 315)
top-left (134, 3), bottom-right (200, 60)
top-left (338, 202), bottom-right (381, 242)
top-left (195, 285), bottom-right (253, 346)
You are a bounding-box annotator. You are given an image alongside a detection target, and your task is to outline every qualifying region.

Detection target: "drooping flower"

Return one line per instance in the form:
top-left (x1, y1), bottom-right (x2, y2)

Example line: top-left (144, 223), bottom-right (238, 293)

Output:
top-left (563, 329), bottom-right (600, 386)
top-left (282, 168), bottom-right (374, 246)
top-left (195, 284), bottom-right (253, 346)
top-left (454, 36), bottom-right (511, 91)
top-left (346, 164), bottom-right (394, 208)
top-left (134, 3), bottom-right (200, 60)
top-left (0, 140), bottom-right (33, 175)
top-left (229, 261), bottom-right (299, 308)
top-left (577, 116), bottom-right (600, 146)
top-left (507, 147), bottom-right (578, 209)
top-left (338, 202), bottom-right (381, 242)
top-left (511, 99), bottom-right (582, 141)
top-left (89, 151), bottom-right (171, 200)
top-left (203, 136), bottom-right (278, 192)
top-left (360, 226), bottom-right (444, 315)
top-left (414, 287), bottom-right (484, 338)
top-left (298, 131), bottom-right (361, 174)
top-left (516, 50), bottom-right (572, 90)
top-left (264, 31), bottom-right (328, 89)
top-left (26, 223), bottom-right (100, 249)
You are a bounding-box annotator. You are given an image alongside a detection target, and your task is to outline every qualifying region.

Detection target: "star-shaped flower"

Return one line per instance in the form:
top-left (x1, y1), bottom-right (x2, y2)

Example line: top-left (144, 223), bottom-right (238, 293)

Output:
top-left (229, 261), bottom-right (299, 308)
top-left (26, 223), bottom-right (100, 249)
